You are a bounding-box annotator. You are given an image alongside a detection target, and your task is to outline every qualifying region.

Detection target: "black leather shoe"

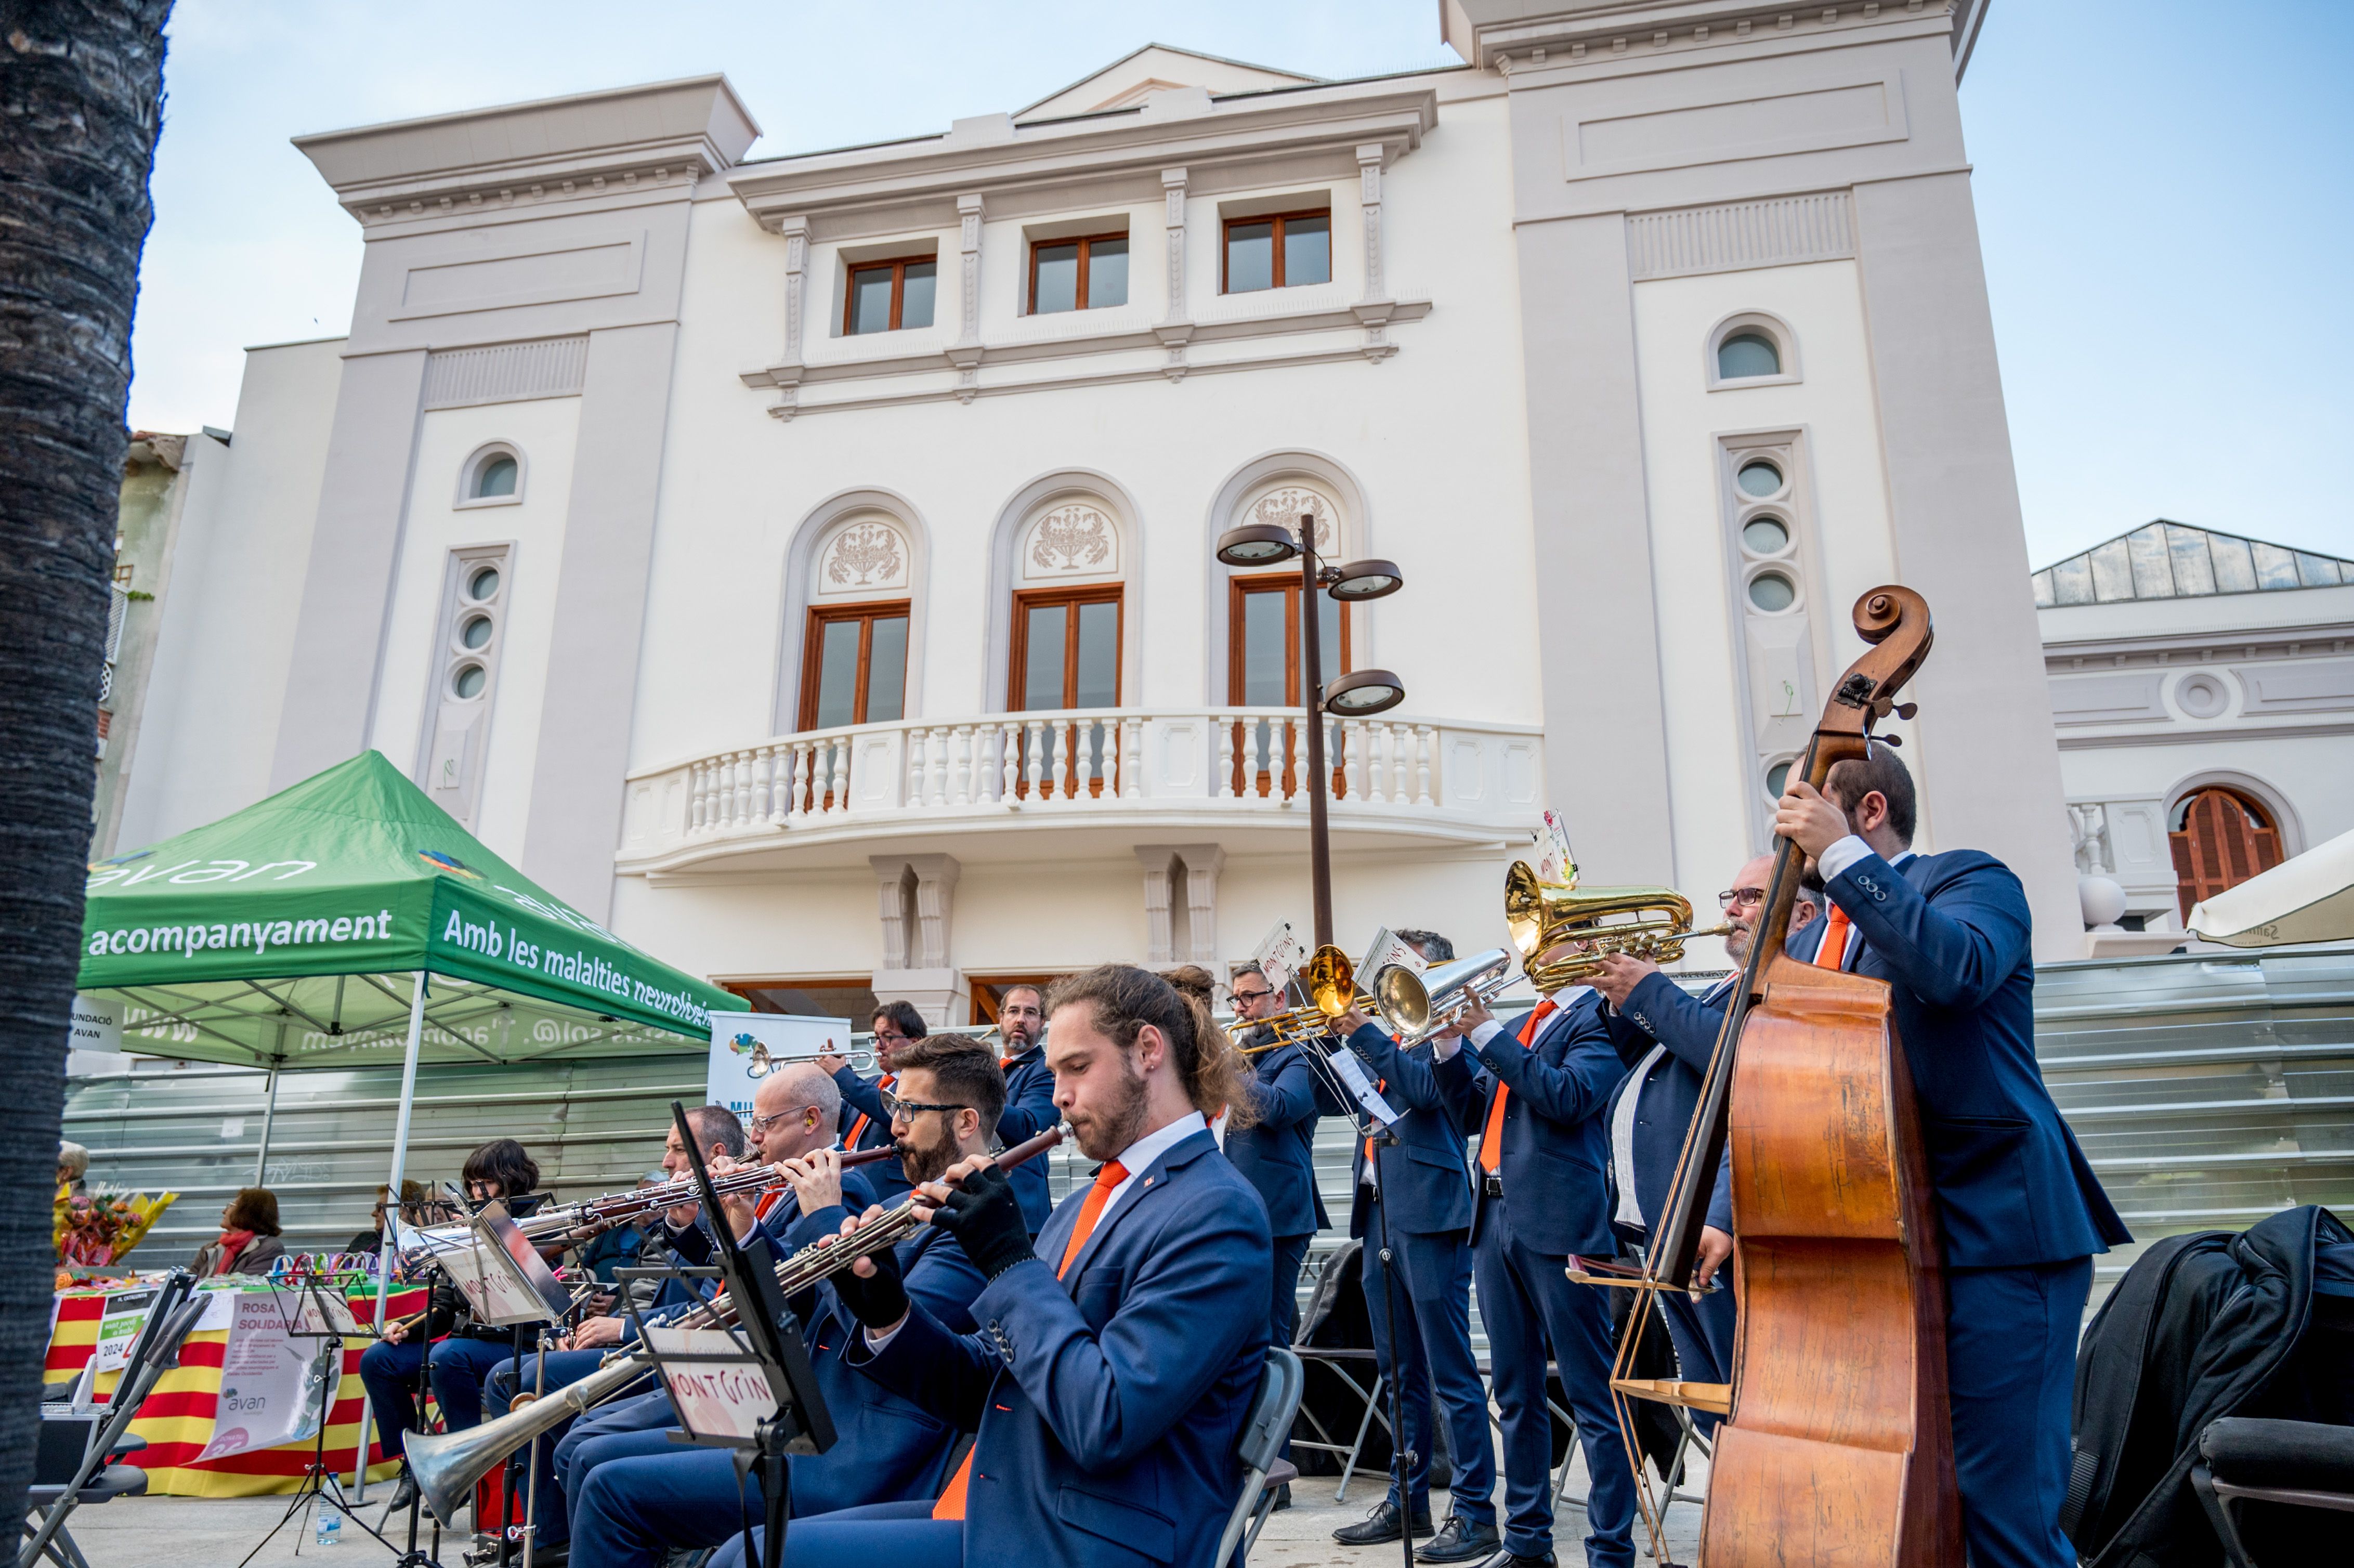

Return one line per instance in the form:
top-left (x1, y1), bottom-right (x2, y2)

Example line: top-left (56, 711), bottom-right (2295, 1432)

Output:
top-left (1333, 1499), bottom-right (1435, 1545)
top-left (384, 1472), bottom-right (419, 1513)
top-left (1416, 1515), bottom-right (1502, 1563)
top-left (1467, 1549), bottom-right (1554, 1568)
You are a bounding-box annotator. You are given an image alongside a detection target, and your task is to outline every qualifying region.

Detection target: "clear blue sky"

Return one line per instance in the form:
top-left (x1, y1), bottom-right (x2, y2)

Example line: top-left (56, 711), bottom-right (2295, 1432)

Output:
top-left (126, 1), bottom-right (2351, 567)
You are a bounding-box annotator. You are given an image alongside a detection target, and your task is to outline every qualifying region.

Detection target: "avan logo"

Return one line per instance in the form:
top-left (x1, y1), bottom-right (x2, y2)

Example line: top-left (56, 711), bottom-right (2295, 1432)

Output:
top-left (418, 849), bottom-right (483, 880)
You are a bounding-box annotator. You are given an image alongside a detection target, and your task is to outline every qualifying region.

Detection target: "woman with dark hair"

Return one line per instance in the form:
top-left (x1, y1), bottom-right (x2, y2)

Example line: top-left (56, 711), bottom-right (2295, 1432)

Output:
top-left (191, 1188), bottom-right (286, 1276)
top-left (359, 1138), bottom-right (548, 1510)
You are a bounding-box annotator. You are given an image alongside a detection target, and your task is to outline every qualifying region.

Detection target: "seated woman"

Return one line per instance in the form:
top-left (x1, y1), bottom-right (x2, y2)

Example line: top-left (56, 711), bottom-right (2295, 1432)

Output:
top-left (191, 1188), bottom-right (286, 1276)
top-left (358, 1138), bottom-right (548, 1510)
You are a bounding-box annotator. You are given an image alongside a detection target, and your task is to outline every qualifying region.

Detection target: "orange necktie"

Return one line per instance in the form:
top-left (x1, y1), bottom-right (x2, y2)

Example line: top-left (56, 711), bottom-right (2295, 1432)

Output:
top-left (1479, 1002), bottom-right (1557, 1174)
top-left (1814, 906), bottom-right (1853, 971)
top-left (934, 1159), bottom-right (1130, 1520)
top-left (844, 1073), bottom-right (895, 1151)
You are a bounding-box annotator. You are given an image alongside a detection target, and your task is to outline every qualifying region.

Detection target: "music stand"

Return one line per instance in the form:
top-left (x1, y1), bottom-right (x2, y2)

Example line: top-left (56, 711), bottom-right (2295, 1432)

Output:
top-left (235, 1271), bottom-right (406, 1567)
top-left (626, 1100), bottom-right (834, 1568)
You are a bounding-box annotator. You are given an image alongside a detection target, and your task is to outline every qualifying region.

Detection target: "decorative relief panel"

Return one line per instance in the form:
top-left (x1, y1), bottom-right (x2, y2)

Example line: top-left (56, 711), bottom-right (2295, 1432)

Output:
top-left (1019, 502), bottom-right (1119, 583)
top-left (816, 517), bottom-right (910, 596)
top-left (1244, 486), bottom-right (1338, 555)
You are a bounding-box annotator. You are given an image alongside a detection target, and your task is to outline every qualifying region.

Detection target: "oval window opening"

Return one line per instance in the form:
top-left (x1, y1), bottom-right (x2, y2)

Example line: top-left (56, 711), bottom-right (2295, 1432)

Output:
top-left (460, 616), bottom-right (493, 650)
top-left (1718, 332), bottom-right (1781, 380)
top-left (1766, 761), bottom-right (1792, 799)
top-left (1736, 460), bottom-right (1784, 498)
top-left (1742, 517), bottom-right (1790, 555)
top-left (474, 456), bottom-right (518, 499)
top-left (468, 567), bottom-right (501, 602)
top-left (1748, 571), bottom-right (1797, 613)
top-left (452, 664), bottom-right (488, 700)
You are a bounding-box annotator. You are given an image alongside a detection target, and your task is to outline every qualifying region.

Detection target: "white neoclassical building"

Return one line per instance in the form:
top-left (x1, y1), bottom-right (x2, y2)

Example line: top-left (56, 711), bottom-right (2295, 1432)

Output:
top-left (121, 3), bottom-right (2081, 1024)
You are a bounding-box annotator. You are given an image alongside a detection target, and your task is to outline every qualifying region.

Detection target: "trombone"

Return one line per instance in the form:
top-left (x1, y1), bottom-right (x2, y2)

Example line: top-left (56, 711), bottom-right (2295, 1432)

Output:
top-left (1226, 945), bottom-right (1380, 1052)
top-left (1503, 860), bottom-right (1733, 992)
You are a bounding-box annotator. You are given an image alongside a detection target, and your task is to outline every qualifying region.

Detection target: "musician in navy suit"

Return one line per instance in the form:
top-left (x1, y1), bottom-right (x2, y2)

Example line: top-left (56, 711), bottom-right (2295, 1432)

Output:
top-left (823, 999), bottom-right (928, 1206)
top-left (1221, 962), bottom-right (1328, 1348)
top-left (564, 1039), bottom-right (998, 1568)
top-left (1428, 976), bottom-right (1633, 1568)
top-left (483, 1082), bottom-right (874, 1548)
top-left (989, 985), bottom-right (1061, 1235)
top-left (1776, 751), bottom-right (2130, 1568)
top-left (1590, 856), bottom-right (1821, 1421)
top-left (711, 964), bottom-right (1272, 1568)
top-left (1325, 933), bottom-right (1502, 1562)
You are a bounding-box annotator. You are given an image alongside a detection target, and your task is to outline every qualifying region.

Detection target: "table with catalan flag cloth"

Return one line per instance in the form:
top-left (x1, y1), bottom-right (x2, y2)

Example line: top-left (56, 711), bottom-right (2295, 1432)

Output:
top-left (45, 1282), bottom-right (427, 1497)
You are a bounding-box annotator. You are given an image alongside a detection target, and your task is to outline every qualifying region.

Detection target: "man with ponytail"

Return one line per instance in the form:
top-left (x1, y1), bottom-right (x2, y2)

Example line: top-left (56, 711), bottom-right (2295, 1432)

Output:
top-left (710, 964), bottom-right (1273, 1568)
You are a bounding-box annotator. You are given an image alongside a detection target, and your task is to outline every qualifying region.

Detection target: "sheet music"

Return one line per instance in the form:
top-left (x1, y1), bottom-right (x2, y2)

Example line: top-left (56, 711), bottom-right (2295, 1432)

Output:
top-left (1325, 1048), bottom-right (1401, 1127)
top-left (646, 1326), bottom-right (778, 1442)
top-left (1535, 809), bottom-right (1579, 886)
top-left (1251, 920), bottom-right (1305, 995)
top-left (1358, 927), bottom-right (1426, 988)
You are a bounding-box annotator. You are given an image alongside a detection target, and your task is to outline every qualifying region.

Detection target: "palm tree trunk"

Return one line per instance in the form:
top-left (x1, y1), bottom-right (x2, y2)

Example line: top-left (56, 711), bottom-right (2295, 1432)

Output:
top-left (0, 0), bottom-right (171, 1525)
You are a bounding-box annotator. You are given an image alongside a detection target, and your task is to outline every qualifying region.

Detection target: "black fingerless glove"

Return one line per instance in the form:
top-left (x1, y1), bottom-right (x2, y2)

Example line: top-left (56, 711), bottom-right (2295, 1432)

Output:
top-left (829, 1239), bottom-right (909, 1330)
top-left (931, 1166), bottom-right (1036, 1280)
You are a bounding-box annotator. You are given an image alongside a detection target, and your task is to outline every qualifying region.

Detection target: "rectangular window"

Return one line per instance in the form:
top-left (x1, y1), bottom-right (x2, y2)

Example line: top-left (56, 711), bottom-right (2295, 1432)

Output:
top-left (1228, 573), bottom-right (1348, 798)
top-left (844, 256), bottom-right (937, 335)
top-left (799, 601), bottom-right (910, 730)
top-left (1011, 587), bottom-right (1121, 710)
top-left (1223, 211), bottom-right (1331, 294)
top-left (1030, 233), bottom-right (1129, 314)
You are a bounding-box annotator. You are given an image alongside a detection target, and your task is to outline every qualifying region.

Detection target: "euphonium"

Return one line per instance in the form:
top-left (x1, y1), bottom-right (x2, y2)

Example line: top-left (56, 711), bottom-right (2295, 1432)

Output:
top-left (1227, 945), bottom-right (1379, 1051)
top-left (402, 1126), bottom-right (1068, 1528)
top-left (1503, 860), bottom-right (1733, 992)
top-left (1373, 948), bottom-right (1519, 1048)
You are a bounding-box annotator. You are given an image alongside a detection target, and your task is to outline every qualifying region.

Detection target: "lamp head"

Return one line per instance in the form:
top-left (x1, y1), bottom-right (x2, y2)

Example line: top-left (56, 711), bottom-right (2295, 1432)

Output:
top-left (1327, 558), bottom-right (1404, 601)
top-left (1215, 522), bottom-right (1301, 567)
top-left (1323, 668), bottom-right (1406, 716)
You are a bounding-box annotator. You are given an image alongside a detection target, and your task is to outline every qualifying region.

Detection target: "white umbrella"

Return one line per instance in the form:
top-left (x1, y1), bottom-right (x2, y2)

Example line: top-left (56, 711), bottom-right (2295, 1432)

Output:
top-left (2188, 826), bottom-right (2354, 947)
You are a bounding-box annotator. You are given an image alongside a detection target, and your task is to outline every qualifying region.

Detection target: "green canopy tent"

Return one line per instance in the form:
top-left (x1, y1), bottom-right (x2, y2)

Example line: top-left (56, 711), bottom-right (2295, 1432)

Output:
top-left (76, 751), bottom-right (737, 1288)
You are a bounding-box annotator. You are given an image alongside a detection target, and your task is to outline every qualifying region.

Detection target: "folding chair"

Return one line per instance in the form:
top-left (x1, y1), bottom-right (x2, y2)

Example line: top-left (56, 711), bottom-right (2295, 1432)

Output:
top-left (1288, 1240), bottom-right (1393, 1502)
top-left (1214, 1349), bottom-right (1305, 1567)
top-left (21, 1274), bottom-right (206, 1568)
top-left (2190, 1417), bottom-right (2354, 1568)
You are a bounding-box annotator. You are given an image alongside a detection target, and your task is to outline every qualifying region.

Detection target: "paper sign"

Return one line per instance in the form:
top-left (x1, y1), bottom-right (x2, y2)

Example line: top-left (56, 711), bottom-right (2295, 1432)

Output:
top-left (1326, 1049), bottom-right (1401, 1127)
top-left (69, 994), bottom-right (122, 1053)
top-left (1358, 928), bottom-right (1427, 990)
top-left (194, 1292), bottom-right (331, 1461)
top-left (1534, 810), bottom-right (1579, 887)
top-left (194, 1284), bottom-right (243, 1331)
top-left (1251, 921), bottom-right (1306, 996)
top-left (647, 1327), bottom-right (777, 1442)
top-left (91, 1287), bottom-right (158, 1373)
top-left (707, 1011), bottom-right (851, 1120)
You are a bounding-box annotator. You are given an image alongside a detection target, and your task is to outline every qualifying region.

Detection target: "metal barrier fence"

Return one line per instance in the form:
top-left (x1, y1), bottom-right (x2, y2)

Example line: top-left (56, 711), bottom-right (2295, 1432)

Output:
top-left (67, 948), bottom-right (2354, 1320)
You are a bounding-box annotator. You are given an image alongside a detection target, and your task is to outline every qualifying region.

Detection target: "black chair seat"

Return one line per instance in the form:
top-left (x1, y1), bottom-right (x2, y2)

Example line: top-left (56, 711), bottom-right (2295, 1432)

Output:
top-left (2201, 1418), bottom-right (2354, 1493)
top-left (25, 1464), bottom-right (149, 1507)
top-left (1264, 1459), bottom-right (1300, 1490)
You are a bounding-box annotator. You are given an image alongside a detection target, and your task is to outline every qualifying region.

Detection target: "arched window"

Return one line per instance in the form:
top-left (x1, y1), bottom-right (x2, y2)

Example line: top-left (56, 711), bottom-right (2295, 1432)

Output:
top-left (2169, 788), bottom-right (2283, 919)
top-left (456, 443), bottom-right (525, 507)
top-left (800, 515), bottom-right (913, 731)
top-left (1706, 312), bottom-right (1800, 389)
top-left (1718, 332), bottom-right (1781, 380)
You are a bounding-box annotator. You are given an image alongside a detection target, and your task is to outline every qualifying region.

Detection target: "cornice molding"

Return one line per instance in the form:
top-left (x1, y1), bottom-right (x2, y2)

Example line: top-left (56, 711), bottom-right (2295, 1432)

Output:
top-left (1453, 1), bottom-right (1972, 76)
top-left (2044, 621), bottom-right (2354, 670)
top-left (726, 82), bottom-right (1436, 235)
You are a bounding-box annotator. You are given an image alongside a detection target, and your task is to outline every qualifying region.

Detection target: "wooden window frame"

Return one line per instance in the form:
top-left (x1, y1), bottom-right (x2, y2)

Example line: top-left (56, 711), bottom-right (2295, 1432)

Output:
top-left (797, 599), bottom-right (910, 731)
top-left (969, 975), bottom-right (1062, 1028)
top-left (843, 254), bottom-right (936, 335)
top-left (1220, 208), bottom-right (1333, 294)
top-left (1028, 231), bottom-right (1128, 315)
top-left (2169, 787), bottom-right (2284, 921)
top-left (1007, 584), bottom-right (1124, 712)
top-left (1227, 572), bottom-right (1351, 798)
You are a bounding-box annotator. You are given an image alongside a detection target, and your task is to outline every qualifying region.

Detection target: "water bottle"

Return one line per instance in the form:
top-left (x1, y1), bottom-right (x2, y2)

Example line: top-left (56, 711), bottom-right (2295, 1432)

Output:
top-left (314, 1499), bottom-right (343, 1546)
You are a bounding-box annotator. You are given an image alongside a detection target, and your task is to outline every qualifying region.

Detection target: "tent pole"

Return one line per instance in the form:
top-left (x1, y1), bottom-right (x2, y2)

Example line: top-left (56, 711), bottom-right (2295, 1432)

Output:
top-left (362, 970), bottom-right (429, 1496)
top-left (253, 1021), bottom-right (286, 1185)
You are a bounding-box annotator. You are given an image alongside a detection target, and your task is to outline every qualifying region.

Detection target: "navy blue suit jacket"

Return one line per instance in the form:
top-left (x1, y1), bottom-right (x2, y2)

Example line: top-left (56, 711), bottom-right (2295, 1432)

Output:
top-left (1222, 1037), bottom-right (1329, 1237)
top-left (1333, 1022), bottom-right (1476, 1238)
top-left (833, 1065), bottom-right (915, 1205)
top-left (783, 1204), bottom-right (987, 1516)
top-left (1601, 973), bottom-right (1740, 1236)
top-left (995, 1046), bottom-right (1060, 1233)
top-left (1823, 847), bottom-right (2130, 1268)
top-left (849, 1128), bottom-right (1270, 1568)
top-left (1434, 991), bottom-right (1623, 1256)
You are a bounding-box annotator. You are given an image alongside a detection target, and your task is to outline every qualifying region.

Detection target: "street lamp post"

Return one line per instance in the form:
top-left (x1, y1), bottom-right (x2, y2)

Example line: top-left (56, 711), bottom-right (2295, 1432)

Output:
top-left (1214, 513), bottom-right (1407, 949)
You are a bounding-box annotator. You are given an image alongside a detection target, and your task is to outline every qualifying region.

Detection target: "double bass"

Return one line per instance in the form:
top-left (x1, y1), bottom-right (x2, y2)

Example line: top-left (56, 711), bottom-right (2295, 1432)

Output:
top-left (1611, 586), bottom-right (1962, 1566)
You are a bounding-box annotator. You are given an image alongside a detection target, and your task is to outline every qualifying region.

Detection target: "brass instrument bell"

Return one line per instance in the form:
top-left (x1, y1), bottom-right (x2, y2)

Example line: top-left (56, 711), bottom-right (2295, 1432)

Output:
top-left (1227, 944), bottom-right (1379, 1051)
top-left (1503, 860), bottom-right (1733, 992)
top-left (1374, 947), bottom-right (1518, 1048)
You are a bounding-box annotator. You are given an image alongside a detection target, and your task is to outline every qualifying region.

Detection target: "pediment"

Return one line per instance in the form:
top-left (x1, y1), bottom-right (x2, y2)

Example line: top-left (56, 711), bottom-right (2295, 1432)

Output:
top-left (1015, 43), bottom-right (1316, 124)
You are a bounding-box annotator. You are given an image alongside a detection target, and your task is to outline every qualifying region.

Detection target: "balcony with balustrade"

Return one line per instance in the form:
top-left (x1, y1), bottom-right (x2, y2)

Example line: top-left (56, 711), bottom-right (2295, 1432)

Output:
top-left (616, 707), bottom-right (1545, 874)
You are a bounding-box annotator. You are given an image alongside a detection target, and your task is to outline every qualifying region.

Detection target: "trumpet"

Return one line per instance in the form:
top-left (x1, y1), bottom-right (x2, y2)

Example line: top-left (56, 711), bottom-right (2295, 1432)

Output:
top-left (1372, 948), bottom-right (1522, 1048)
top-left (1503, 860), bottom-right (1733, 992)
top-left (401, 1125), bottom-right (1068, 1529)
top-left (1226, 945), bottom-right (1379, 1051)
top-left (727, 1035), bottom-right (875, 1078)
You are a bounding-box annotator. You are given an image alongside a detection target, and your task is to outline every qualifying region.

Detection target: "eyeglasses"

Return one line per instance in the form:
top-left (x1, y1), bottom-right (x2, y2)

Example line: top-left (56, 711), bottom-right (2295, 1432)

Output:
top-left (1231, 988), bottom-right (1275, 1004)
top-left (874, 1029), bottom-right (911, 1044)
top-left (879, 1087), bottom-right (969, 1122)
top-left (1717, 887), bottom-right (1768, 909)
top-left (747, 1106), bottom-right (817, 1135)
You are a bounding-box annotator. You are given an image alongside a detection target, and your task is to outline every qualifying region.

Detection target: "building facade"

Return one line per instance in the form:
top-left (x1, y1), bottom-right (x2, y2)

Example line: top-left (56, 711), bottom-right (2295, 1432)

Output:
top-left (2038, 521), bottom-right (2354, 951)
top-left (122, 2), bottom-right (2081, 1023)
